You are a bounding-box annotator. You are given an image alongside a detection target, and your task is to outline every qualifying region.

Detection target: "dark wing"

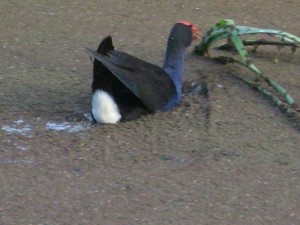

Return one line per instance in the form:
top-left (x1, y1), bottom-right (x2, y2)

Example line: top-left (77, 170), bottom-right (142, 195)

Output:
top-left (85, 47), bottom-right (176, 112)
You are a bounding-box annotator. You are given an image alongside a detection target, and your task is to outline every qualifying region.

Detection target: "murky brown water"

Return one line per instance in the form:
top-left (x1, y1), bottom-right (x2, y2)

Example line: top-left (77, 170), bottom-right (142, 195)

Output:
top-left (1, 1), bottom-right (300, 224)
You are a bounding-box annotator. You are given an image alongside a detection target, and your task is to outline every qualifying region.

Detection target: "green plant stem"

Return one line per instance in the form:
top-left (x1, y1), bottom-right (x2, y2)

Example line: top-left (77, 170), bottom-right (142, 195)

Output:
top-left (232, 73), bottom-right (300, 130)
top-left (215, 56), bottom-right (295, 106)
top-left (216, 39), bottom-right (298, 51)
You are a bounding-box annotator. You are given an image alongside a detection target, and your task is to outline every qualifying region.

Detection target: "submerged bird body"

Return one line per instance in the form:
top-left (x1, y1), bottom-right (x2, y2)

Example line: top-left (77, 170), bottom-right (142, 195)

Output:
top-left (86, 21), bottom-right (200, 123)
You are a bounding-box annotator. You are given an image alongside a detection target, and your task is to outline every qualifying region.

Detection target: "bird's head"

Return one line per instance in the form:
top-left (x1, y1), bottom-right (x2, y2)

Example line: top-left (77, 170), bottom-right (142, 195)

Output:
top-left (169, 21), bottom-right (201, 48)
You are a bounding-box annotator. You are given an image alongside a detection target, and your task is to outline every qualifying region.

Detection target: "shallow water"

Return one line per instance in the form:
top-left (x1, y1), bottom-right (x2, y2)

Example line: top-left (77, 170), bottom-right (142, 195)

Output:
top-left (45, 121), bottom-right (90, 132)
top-left (2, 119), bottom-right (32, 135)
top-left (1, 1), bottom-right (300, 224)
top-left (2, 119), bottom-right (90, 134)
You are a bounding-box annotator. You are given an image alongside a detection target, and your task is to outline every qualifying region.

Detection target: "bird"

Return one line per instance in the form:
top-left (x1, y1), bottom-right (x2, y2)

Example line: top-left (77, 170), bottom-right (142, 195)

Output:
top-left (85, 21), bottom-right (200, 124)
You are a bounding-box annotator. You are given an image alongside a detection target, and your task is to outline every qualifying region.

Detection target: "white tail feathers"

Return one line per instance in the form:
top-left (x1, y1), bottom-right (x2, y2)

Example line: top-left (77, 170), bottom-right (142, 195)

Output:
top-left (92, 90), bottom-right (121, 124)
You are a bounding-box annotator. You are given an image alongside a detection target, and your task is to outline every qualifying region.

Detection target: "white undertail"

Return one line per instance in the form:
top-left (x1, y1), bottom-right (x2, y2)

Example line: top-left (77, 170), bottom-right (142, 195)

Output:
top-left (92, 90), bottom-right (121, 124)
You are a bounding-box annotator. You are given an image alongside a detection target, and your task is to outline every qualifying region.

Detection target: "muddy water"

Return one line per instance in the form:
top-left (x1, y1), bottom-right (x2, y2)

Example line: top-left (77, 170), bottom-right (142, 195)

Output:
top-left (1, 1), bottom-right (300, 224)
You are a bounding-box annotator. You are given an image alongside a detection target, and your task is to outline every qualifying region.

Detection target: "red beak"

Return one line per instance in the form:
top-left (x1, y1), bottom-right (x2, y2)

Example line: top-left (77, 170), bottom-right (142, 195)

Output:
top-left (191, 25), bottom-right (201, 41)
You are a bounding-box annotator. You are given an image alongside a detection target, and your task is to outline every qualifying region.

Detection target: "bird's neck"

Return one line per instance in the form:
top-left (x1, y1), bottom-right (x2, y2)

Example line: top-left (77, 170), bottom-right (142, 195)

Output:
top-left (163, 42), bottom-right (185, 97)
